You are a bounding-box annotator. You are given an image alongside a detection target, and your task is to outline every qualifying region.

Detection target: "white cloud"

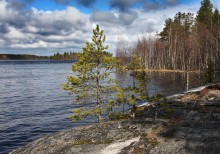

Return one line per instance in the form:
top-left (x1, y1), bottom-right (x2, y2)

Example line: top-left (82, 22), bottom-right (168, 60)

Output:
top-left (0, 0), bottom-right (200, 55)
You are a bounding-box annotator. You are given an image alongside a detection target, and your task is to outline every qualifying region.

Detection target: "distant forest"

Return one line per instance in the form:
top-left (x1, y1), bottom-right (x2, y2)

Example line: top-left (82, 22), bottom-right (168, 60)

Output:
top-left (0, 52), bottom-right (78, 60)
top-left (0, 54), bottom-right (49, 60)
top-left (116, 0), bottom-right (220, 72)
top-left (49, 52), bottom-right (78, 60)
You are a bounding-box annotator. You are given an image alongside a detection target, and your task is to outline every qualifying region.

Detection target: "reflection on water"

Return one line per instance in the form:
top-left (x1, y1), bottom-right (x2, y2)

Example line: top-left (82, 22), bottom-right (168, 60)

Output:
top-left (147, 72), bottom-right (203, 96)
top-left (115, 71), bottom-right (211, 97)
top-left (0, 61), bottom-right (219, 154)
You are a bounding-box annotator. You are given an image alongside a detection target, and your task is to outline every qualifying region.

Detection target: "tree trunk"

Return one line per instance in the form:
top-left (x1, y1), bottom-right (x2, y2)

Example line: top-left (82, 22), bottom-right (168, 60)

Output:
top-left (96, 60), bottom-right (102, 122)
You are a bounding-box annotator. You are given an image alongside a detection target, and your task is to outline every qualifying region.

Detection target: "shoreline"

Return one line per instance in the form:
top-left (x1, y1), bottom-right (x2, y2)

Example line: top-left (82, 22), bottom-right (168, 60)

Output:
top-left (10, 85), bottom-right (220, 154)
top-left (145, 69), bottom-right (201, 73)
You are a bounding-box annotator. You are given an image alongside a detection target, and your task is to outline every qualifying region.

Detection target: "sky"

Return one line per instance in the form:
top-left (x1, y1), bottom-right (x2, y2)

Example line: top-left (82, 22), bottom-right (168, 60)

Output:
top-left (0, 0), bottom-right (218, 56)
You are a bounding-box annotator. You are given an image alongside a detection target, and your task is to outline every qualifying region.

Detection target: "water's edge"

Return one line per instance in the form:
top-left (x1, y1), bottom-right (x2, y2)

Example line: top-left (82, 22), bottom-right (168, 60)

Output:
top-left (10, 84), bottom-right (220, 154)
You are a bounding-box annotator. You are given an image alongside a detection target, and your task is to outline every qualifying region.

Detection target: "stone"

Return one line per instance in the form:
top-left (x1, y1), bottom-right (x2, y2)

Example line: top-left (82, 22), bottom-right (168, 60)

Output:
top-left (185, 111), bottom-right (199, 120)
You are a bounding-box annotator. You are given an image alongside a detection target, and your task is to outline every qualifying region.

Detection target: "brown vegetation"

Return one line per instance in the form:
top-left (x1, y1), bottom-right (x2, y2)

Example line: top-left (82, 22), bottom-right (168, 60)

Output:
top-left (200, 83), bottom-right (220, 97)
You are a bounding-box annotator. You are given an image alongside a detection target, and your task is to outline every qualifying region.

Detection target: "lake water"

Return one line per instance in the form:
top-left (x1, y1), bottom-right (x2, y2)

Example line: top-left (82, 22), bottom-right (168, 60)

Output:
top-left (0, 60), bottom-right (218, 154)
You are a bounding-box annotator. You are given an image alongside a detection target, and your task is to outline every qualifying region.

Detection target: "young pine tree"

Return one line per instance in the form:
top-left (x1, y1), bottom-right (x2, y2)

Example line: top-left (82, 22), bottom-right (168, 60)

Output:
top-left (64, 25), bottom-right (118, 122)
top-left (113, 54), bottom-right (150, 118)
top-left (129, 54), bottom-right (143, 88)
top-left (129, 54), bottom-right (150, 118)
top-left (129, 54), bottom-right (150, 100)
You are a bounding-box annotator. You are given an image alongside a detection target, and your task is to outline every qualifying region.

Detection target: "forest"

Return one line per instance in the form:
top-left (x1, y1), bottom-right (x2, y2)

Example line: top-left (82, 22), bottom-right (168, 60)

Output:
top-left (116, 0), bottom-right (220, 72)
top-left (0, 54), bottom-right (48, 60)
top-left (0, 52), bottom-right (78, 60)
top-left (49, 52), bottom-right (78, 60)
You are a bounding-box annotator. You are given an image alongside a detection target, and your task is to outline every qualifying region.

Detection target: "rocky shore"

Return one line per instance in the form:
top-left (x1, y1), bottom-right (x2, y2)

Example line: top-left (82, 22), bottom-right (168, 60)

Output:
top-left (11, 84), bottom-right (220, 154)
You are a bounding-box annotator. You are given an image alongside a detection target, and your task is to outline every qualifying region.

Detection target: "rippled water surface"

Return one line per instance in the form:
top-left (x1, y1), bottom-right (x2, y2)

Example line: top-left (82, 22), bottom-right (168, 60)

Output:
top-left (0, 61), bottom-right (80, 154)
top-left (0, 60), bottom-right (218, 154)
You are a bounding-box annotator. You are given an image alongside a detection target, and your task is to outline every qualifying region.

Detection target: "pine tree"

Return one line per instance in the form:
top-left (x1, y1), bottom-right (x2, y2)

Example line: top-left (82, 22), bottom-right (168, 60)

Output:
top-left (160, 12), bottom-right (194, 41)
top-left (64, 25), bottom-right (118, 122)
top-left (213, 9), bottom-right (220, 26)
top-left (196, 0), bottom-right (213, 26)
top-left (110, 54), bottom-right (150, 119)
top-left (203, 60), bottom-right (214, 84)
top-left (114, 88), bottom-right (128, 113)
top-left (129, 54), bottom-right (143, 88)
top-left (159, 18), bottom-right (173, 41)
top-left (135, 70), bottom-right (150, 100)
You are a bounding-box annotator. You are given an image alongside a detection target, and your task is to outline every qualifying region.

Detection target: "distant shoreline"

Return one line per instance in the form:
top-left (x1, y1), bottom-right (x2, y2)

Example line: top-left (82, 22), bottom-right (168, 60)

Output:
top-left (145, 69), bottom-right (201, 73)
top-left (0, 54), bottom-right (203, 73)
top-left (0, 54), bottom-right (49, 60)
top-left (0, 53), bottom-right (78, 61)
top-left (0, 59), bottom-right (76, 61)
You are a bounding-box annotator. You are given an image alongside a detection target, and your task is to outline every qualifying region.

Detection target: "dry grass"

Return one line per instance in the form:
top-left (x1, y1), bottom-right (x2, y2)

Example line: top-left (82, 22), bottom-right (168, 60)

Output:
top-left (179, 93), bottom-right (200, 102)
top-left (204, 90), bottom-right (220, 98)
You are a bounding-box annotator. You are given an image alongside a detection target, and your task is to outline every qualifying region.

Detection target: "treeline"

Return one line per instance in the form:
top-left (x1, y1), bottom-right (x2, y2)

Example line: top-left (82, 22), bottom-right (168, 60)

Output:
top-left (0, 54), bottom-right (48, 60)
top-left (0, 52), bottom-right (79, 60)
top-left (50, 52), bottom-right (78, 60)
top-left (116, 0), bottom-right (220, 72)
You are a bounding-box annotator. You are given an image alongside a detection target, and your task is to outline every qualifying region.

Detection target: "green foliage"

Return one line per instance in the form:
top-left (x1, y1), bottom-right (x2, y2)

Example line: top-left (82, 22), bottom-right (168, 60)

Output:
top-left (128, 54), bottom-right (143, 70)
top-left (159, 18), bottom-right (173, 41)
top-left (107, 99), bottom-right (119, 114)
top-left (50, 52), bottom-right (78, 60)
top-left (159, 12), bottom-right (194, 41)
top-left (114, 88), bottom-right (128, 113)
top-left (0, 54), bottom-right (49, 60)
top-left (111, 54), bottom-right (150, 117)
top-left (128, 95), bottom-right (138, 106)
top-left (64, 25), bottom-right (119, 122)
top-left (174, 12), bottom-right (194, 34)
top-left (213, 9), bottom-right (220, 26)
top-left (69, 108), bottom-right (93, 122)
top-left (128, 54), bottom-right (143, 89)
top-left (128, 54), bottom-right (150, 101)
top-left (196, 0), bottom-right (213, 26)
top-left (108, 112), bottom-right (131, 120)
top-left (203, 61), bottom-right (214, 84)
top-left (159, 102), bottom-right (175, 113)
top-left (135, 70), bottom-right (150, 100)
top-left (148, 94), bottom-right (165, 102)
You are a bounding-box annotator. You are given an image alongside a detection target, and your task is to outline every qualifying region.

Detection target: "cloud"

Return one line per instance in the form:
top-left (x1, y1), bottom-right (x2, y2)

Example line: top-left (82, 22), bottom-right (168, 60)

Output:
top-left (143, 0), bottom-right (180, 11)
top-left (165, 0), bottom-right (179, 5)
top-left (6, 0), bottom-right (27, 10)
top-left (0, 23), bottom-right (10, 34)
top-left (90, 10), bottom-right (137, 26)
top-left (54, 0), bottom-right (96, 7)
top-left (143, 1), bottom-right (160, 11)
top-left (90, 11), bottom-right (118, 24)
top-left (5, 0), bottom-right (34, 11)
top-left (119, 11), bottom-right (138, 25)
top-left (0, 0), bottom-right (33, 30)
top-left (31, 7), bottom-right (90, 36)
top-left (109, 0), bottom-right (142, 12)
top-left (0, 0), bottom-right (200, 55)
top-left (0, 0), bottom-right (92, 54)
top-left (109, 0), bottom-right (180, 12)
top-left (76, 0), bottom-right (96, 7)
